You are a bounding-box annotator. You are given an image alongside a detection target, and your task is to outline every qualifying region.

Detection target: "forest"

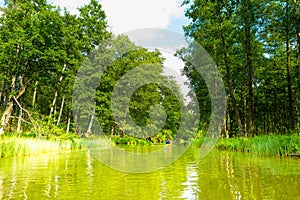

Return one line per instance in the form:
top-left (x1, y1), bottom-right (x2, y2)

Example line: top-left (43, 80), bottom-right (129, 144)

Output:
top-left (1, 1), bottom-right (299, 199)
top-left (0, 0), bottom-right (299, 144)
top-left (181, 0), bottom-right (300, 137)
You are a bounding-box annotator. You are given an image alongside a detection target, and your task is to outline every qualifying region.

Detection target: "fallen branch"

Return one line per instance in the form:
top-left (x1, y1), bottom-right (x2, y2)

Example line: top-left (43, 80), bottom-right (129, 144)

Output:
top-left (10, 116), bottom-right (33, 125)
top-left (13, 96), bottom-right (39, 131)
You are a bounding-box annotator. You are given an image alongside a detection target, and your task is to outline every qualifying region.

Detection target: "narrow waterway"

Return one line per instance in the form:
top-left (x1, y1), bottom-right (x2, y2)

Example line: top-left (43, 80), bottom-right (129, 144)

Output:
top-left (0, 146), bottom-right (299, 199)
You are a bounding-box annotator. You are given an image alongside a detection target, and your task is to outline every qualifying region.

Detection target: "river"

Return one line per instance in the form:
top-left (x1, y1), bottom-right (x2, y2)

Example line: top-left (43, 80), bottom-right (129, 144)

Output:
top-left (0, 146), bottom-right (299, 199)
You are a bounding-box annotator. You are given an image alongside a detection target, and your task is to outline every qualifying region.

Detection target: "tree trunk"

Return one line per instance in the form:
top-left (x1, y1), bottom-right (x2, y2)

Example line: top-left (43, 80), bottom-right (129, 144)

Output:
top-left (293, 0), bottom-right (300, 69)
top-left (49, 64), bottom-right (66, 120)
top-left (284, 95), bottom-right (288, 129)
top-left (263, 94), bottom-right (266, 133)
top-left (1, 44), bottom-right (21, 134)
top-left (266, 93), bottom-right (270, 133)
top-left (86, 107), bottom-right (95, 136)
top-left (54, 104), bottom-right (57, 117)
top-left (0, 75), bottom-right (16, 134)
top-left (17, 106), bottom-right (22, 132)
top-left (225, 95), bottom-right (230, 138)
top-left (75, 109), bottom-right (81, 134)
top-left (296, 96), bottom-right (299, 130)
top-left (32, 80), bottom-right (38, 107)
top-left (246, 25), bottom-right (255, 137)
top-left (66, 111), bottom-right (71, 134)
top-left (243, 84), bottom-right (247, 135)
top-left (0, 42), bottom-right (29, 134)
top-left (56, 96), bottom-right (65, 126)
top-left (293, 0), bottom-right (300, 129)
top-left (274, 84), bottom-right (278, 132)
top-left (110, 123), bottom-right (116, 139)
top-left (0, 100), bottom-right (14, 134)
top-left (286, 0), bottom-right (294, 130)
top-left (49, 91), bottom-right (58, 120)
top-left (0, 79), bottom-right (5, 104)
top-left (220, 25), bottom-right (245, 137)
top-left (242, 0), bottom-right (255, 137)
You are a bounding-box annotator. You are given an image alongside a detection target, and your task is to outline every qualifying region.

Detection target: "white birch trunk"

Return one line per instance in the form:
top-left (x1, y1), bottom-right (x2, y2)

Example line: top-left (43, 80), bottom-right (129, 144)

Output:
top-left (56, 96), bottom-right (65, 126)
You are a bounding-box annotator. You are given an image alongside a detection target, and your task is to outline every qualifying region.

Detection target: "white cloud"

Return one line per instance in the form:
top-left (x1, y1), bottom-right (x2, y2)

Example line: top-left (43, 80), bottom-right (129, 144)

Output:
top-left (101, 0), bottom-right (185, 34)
top-left (49, 0), bottom-right (185, 34)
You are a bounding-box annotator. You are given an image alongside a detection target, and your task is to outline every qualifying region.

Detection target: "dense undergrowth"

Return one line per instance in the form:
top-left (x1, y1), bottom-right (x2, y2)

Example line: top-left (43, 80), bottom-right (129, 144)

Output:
top-left (111, 129), bottom-right (174, 145)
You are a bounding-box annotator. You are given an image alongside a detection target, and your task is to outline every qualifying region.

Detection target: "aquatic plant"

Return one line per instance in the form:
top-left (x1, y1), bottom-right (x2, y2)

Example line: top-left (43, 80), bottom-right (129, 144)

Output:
top-left (214, 135), bottom-right (300, 156)
top-left (0, 136), bottom-right (84, 158)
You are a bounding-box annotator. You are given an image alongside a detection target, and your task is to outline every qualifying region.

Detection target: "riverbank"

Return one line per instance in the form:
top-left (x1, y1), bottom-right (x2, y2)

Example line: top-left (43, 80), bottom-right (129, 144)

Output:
top-left (110, 134), bottom-right (300, 157)
top-left (0, 134), bottom-right (85, 158)
top-left (214, 134), bottom-right (300, 157)
top-left (1, 133), bottom-right (299, 158)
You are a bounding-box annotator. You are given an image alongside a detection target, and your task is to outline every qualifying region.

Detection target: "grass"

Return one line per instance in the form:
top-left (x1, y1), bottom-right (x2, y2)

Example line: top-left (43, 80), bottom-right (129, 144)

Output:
top-left (111, 133), bottom-right (300, 157)
top-left (214, 134), bottom-right (300, 157)
top-left (1, 131), bottom-right (299, 158)
top-left (0, 134), bottom-right (85, 158)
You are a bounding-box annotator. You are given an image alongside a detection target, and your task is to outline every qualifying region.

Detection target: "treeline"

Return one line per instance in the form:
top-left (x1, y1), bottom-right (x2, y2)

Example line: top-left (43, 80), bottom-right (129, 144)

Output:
top-left (181, 0), bottom-right (300, 137)
top-left (0, 0), bottom-right (182, 139)
top-left (1, 0), bottom-right (299, 139)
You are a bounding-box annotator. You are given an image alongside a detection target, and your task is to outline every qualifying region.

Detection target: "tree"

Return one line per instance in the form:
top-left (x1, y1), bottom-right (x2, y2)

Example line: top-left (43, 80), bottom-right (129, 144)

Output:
top-left (182, 0), bottom-right (298, 136)
top-left (0, 0), bottom-right (110, 134)
top-left (75, 35), bottom-right (183, 138)
top-left (292, 0), bottom-right (300, 129)
top-left (182, 0), bottom-right (247, 136)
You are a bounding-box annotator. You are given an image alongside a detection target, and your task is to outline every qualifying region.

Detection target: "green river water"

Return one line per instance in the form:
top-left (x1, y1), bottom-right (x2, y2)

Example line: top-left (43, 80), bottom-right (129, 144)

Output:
top-left (0, 146), bottom-right (299, 200)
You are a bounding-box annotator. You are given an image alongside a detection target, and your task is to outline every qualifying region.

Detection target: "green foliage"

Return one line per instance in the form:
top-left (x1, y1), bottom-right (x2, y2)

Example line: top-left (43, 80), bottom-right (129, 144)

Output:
top-left (215, 135), bottom-right (300, 156)
top-left (150, 129), bottom-right (173, 144)
top-left (111, 135), bottom-right (152, 146)
top-left (86, 35), bottom-right (183, 138)
top-left (0, 0), bottom-right (110, 136)
top-left (182, 0), bottom-right (300, 135)
top-left (0, 135), bottom-right (84, 158)
top-left (111, 129), bottom-right (175, 145)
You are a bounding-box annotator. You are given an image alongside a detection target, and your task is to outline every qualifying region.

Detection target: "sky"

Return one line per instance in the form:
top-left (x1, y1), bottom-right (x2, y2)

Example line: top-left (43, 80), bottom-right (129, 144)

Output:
top-left (0, 0), bottom-right (190, 34)
top-left (46, 0), bottom-right (190, 34)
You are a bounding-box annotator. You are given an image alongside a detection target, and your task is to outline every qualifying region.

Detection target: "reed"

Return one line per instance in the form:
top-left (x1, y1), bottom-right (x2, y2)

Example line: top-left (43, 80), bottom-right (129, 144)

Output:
top-left (215, 135), bottom-right (300, 156)
top-left (0, 136), bottom-right (84, 158)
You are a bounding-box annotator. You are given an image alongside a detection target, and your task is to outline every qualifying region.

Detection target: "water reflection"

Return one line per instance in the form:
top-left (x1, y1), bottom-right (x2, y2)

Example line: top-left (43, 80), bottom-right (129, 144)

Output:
top-left (0, 178), bottom-right (3, 200)
top-left (0, 148), bottom-right (299, 199)
top-left (159, 180), bottom-right (167, 200)
top-left (179, 162), bottom-right (200, 200)
top-left (223, 152), bottom-right (242, 200)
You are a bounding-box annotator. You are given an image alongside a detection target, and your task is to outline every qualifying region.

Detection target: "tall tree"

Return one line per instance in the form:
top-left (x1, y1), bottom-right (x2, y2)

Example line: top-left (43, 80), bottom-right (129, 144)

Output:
top-left (285, 0), bottom-right (294, 130)
top-left (78, 35), bottom-right (183, 138)
top-left (241, 0), bottom-right (255, 136)
top-left (182, 0), bottom-right (246, 136)
top-left (293, 0), bottom-right (300, 129)
top-left (0, 0), bottom-right (110, 134)
top-left (181, 0), bottom-right (300, 136)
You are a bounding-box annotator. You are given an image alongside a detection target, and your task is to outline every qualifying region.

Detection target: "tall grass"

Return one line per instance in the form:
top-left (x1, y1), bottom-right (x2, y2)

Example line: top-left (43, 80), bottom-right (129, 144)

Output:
top-left (0, 136), bottom-right (85, 158)
top-left (215, 135), bottom-right (300, 156)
